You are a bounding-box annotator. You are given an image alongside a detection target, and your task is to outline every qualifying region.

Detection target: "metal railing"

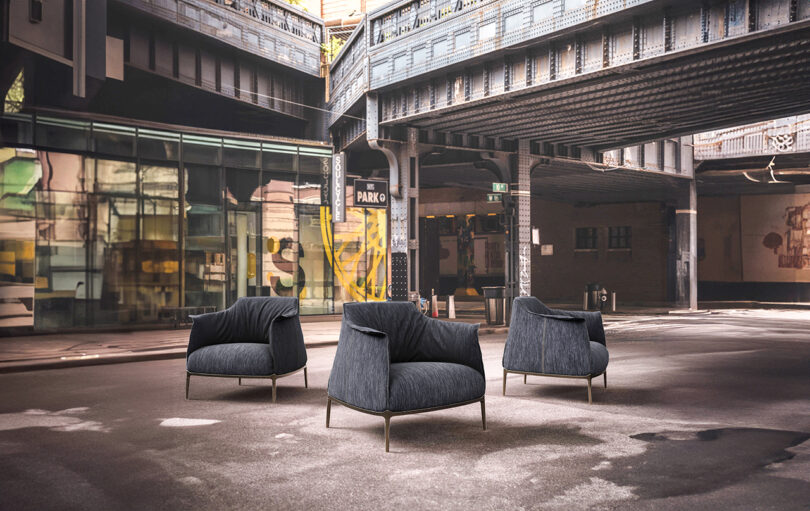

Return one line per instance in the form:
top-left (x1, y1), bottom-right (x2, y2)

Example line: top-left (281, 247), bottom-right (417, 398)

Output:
top-left (328, 21), bottom-right (368, 126)
top-left (694, 115), bottom-right (810, 160)
top-left (117, 0), bottom-right (324, 76)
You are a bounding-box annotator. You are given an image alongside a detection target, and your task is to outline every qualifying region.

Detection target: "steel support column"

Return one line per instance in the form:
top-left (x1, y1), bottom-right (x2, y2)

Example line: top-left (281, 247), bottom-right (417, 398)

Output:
top-left (513, 140), bottom-right (532, 300)
top-left (675, 180), bottom-right (698, 310)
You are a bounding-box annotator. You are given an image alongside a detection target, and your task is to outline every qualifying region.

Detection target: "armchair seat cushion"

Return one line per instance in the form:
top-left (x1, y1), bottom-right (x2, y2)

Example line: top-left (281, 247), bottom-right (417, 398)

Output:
top-left (187, 343), bottom-right (274, 376)
top-left (389, 362), bottom-right (485, 412)
top-left (589, 341), bottom-right (609, 375)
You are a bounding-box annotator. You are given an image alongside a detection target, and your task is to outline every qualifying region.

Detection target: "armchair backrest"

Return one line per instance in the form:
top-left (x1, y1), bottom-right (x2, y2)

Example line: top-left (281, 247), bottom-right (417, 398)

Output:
top-left (505, 296), bottom-right (592, 376)
top-left (343, 302), bottom-right (428, 363)
top-left (188, 297), bottom-right (298, 354)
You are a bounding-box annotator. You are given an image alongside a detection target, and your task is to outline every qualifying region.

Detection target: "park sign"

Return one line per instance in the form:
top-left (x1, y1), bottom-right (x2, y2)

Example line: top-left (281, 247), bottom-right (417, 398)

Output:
top-left (487, 193), bottom-right (502, 202)
top-left (354, 179), bottom-right (389, 208)
top-left (492, 182), bottom-right (508, 193)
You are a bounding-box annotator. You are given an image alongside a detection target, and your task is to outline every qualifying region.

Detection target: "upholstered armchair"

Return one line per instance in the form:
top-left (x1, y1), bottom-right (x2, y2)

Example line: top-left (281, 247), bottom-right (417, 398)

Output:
top-left (327, 302), bottom-right (486, 452)
top-left (502, 297), bottom-right (609, 403)
top-left (185, 297), bottom-right (308, 402)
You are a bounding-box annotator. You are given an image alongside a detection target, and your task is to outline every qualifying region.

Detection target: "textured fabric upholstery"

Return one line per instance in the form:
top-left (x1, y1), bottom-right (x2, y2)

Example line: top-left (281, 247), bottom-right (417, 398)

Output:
top-left (187, 343), bottom-right (273, 376)
top-left (589, 342), bottom-right (609, 375)
top-left (503, 296), bottom-right (608, 377)
top-left (388, 362), bottom-right (485, 412)
top-left (328, 302), bottom-right (485, 413)
top-left (186, 297), bottom-right (306, 376)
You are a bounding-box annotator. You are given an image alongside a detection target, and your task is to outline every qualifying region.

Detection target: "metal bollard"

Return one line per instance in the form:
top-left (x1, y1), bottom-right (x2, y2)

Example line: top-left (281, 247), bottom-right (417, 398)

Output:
top-left (583, 292), bottom-right (588, 311)
top-left (611, 292), bottom-right (617, 312)
top-left (446, 295), bottom-right (456, 319)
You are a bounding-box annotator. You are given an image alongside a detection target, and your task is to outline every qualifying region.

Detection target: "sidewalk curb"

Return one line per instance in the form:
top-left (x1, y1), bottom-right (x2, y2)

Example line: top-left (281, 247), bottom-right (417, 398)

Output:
top-left (0, 328), bottom-right (511, 374)
top-left (0, 341), bottom-right (344, 374)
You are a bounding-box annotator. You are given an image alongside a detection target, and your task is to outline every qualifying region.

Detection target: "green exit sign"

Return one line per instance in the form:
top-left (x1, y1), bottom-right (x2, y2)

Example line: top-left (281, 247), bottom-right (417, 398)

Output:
top-left (492, 183), bottom-right (508, 192)
top-left (487, 193), bottom-right (502, 202)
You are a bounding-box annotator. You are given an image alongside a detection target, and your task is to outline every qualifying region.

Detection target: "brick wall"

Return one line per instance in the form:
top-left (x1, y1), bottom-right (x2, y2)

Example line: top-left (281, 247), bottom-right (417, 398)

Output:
top-left (531, 200), bottom-right (670, 304)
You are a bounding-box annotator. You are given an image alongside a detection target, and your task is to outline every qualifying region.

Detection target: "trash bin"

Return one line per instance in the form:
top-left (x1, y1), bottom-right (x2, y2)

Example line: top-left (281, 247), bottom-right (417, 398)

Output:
top-left (585, 283), bottom-right (608, 311)
top-left (482, 286), bottom-right (505, 325)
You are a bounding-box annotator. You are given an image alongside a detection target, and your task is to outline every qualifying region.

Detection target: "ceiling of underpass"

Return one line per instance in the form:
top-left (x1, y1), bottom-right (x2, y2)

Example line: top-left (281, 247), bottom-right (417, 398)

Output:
top-left (382, 23), bottom-right (810, 151)
top-left (416, 155), bottom-right (689, 204)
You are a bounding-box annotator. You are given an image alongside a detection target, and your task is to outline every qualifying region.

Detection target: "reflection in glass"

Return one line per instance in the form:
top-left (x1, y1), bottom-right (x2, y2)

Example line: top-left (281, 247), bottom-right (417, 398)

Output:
top-left (0, 148), bottom-right (39, 327)
top-left (141, 163), bottom-right (179, 199)
top-left (298, 205), bottom-right (333, 314)
top-left (184, 165), bottom-right (225, 309)
top-left (94, 159), bottom-right (136, 195)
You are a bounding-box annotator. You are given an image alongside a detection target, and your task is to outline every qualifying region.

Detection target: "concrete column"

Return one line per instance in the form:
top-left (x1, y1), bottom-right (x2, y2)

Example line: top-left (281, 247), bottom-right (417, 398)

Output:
top-left (675, 179), bottom-right (698, 309)
top-left (514, 140), bottom-right (532, 297)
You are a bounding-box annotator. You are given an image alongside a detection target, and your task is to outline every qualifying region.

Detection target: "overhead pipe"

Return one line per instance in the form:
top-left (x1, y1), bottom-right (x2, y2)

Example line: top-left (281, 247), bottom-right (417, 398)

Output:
top-left (368, 139), bottom-right (401, 198)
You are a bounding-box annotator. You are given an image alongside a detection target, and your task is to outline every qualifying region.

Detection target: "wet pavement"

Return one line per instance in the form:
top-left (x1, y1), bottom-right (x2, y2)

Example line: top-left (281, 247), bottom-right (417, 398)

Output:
top-left (0, 309), bottom-right (809, 509)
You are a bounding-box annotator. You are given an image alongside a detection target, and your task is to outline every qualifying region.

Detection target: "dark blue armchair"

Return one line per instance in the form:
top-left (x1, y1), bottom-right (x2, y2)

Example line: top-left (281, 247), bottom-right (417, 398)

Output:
top-left (327, 302), bottom-right (486, 452)
top-left (185, 297), bottom-right (307, 402)
top-left (502, 297), bottom-right (608, 403)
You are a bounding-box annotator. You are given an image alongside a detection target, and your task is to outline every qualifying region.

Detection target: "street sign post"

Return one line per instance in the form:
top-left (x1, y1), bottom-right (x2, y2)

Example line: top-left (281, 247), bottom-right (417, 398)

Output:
top-left (353, 179), bottom-right (389, 208)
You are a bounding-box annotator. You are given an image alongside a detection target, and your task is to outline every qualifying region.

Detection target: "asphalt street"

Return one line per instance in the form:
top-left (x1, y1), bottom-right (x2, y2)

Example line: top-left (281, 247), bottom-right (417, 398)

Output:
top-left (1, 309), bottom-right (809, 510)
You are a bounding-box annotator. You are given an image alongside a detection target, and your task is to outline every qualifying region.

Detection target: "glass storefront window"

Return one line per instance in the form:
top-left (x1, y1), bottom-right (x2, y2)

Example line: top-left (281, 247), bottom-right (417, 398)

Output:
top-left (0, 113), bottom-right (399, 331)
top-left (138, 129), bottom-right (180, 161)
top-left (185, 164), bottom-right (225, 310)
top-left (141, 163), bottom-right (178, 199)
top-left (94, 159), bottom-right (137, 195)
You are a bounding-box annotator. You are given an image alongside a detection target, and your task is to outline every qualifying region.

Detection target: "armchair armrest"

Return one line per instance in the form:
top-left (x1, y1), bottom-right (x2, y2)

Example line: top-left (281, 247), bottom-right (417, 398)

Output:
top-left (548, 308), bottom-right (606, 346)
top-left (503, 308), bottom-right (591, 375)
top-left (327, 321), bottom-right (390, 412)
top-left (268, 311), bottom-right (307, 375)
top-left (187, 310), bottom-right (229, 356)
top-left (420, 319), bottom-right (484, 376)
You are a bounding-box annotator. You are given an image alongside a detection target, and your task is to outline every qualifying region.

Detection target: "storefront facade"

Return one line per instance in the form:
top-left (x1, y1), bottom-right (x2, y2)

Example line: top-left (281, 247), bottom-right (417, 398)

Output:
top-left (0, 112), bottom-right (387, 331)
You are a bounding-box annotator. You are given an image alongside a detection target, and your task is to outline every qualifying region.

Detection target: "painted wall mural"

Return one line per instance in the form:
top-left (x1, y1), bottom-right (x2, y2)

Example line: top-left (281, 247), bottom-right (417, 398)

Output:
top-left (320, 206), bottom-right (387, 303)
top-left (741, 193), bottom-right (810, 282)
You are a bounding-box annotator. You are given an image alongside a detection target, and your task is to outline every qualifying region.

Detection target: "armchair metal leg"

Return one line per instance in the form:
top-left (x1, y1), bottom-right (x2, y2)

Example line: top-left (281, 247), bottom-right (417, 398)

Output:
top-left (304, 367), bottom-right (308, 388)
top-left (185, 373), bottom-right (190, 400)
top-left (384, 414), bottom-right (391, 453)
top-left (604, 372), bottom-right (607, 388)
top-left (238, 377), bottom-right (242, 386)
top-left (480, 398), bottom-right (486, 430)
top-left (271, 377), bottom-right (277, 403)
top-left (524, 374), bottom-right (527, 384)
top-left (502, 369), bottom-right (507, 396)
top-left (326, 397), bottom-right (331, 428)
top-left (587, 376), bottom-right (593, 404)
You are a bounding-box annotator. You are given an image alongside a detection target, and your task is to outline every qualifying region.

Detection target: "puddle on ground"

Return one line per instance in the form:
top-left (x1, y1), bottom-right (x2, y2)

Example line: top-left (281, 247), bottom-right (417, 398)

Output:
top-left (603, 427), bottom-right (810, 498)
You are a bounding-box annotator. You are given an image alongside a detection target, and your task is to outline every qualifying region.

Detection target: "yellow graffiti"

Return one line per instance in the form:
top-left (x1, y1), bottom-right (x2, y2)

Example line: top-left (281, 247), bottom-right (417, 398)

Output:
top-left (320, 206), bottom-right (387, 302)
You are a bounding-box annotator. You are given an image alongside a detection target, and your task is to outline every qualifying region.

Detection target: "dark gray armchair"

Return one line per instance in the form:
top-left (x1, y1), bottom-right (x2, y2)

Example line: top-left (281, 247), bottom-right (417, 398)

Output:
top-left (185, 297), bottom-right (307, 402)
top-left (502, 297), bottom-right (608, 403)
top-left (327, 302), bottom-right (486, 452)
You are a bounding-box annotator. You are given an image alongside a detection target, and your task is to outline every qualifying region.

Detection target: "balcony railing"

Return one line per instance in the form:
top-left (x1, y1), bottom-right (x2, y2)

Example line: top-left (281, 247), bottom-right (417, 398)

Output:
top-left (694, 115), bottom-right (810, 160)
top-left (328, 21), bottom-right (368, 126)
top-left (117, 0), bottom-right (324, 76)
top-left (366, 0), bottom-right (656, 90)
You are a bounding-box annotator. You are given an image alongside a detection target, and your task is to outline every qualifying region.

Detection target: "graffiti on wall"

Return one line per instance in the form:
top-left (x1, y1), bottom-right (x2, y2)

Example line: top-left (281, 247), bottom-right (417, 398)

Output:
top-left (763, 203), bottom-right (810, 270)
top-left (320, 206), bottom-right (387, 302)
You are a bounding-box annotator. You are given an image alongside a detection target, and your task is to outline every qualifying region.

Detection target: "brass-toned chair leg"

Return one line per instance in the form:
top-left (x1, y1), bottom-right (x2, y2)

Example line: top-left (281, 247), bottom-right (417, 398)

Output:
top-left (480, 398), bottom-right (486, 431)
top-left (604, 372), bottom-right (607, 388)
top-left (502, 369), bottom-right (507, 396)
top-left (524, 374), bottom-right (527, 384)
top-left (272, 377), bottom-right (277, 403)
top-left (304, 367), bottom-right (308, 388)
top-left (185, 373), bottom-right (190, 400)
top-left (384, 415), bottom-right (391, 453)
top-left (587, 376), bottom-right (593, 404)
top-left (326, 397), bottom-right (331, 428)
